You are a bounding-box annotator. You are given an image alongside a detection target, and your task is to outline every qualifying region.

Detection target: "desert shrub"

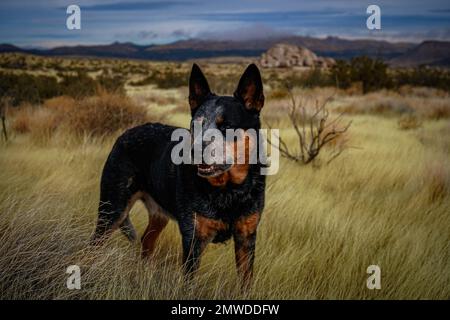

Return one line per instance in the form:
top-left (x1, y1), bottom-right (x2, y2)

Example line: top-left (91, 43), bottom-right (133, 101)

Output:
top-left (0, 72), bottom-right (59, 106)
top-left (397, 114), bottom-right (422, 130)
top-left (97, 74), bottom-right (125, 94)
top-left (284, 69), bottom-right (333, 89)
top-left (130, 70), bottom-right (188, 89)
top-left (425, 162), bottom-right (450, 203)
top-left (330, 60), bottom-right (352, 89)
top-left (10, 105), bottom-right (62, 144)
top-left (349, 56), bottom-right (392, 94)
top-left (58, 72), bottom-right (98, 97)
top-left (331, 58), bottom-right (386, 93)
top-left (11, 105), bottom-right (33, 133)
top-left (394, 67), bottom-right (450, 92)
top-left (10, 92), bottom-right (149, 141)
top-left (43, 96), bottom-right (77, 112)
top-left (66, 91), bottom-right (148, 136)
top-left (423, 100), bottom-right (450, 120)
top-left (0, 71), bottom-right (125, 107)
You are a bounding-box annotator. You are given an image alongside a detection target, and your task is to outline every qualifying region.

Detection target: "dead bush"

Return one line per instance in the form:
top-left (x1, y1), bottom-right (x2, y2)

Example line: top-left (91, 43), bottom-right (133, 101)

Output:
top-left (266, 89), bottom-right (351, 165)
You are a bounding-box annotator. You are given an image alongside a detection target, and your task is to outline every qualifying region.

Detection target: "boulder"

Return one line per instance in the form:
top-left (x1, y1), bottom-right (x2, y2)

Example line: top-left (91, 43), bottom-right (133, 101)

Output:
top-left (260, 43), bottom-right (335, 68)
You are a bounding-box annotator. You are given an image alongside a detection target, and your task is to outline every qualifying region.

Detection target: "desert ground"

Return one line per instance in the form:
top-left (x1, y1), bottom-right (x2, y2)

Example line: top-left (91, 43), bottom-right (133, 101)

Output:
top-left (0, 53), bottom-right (449, 299)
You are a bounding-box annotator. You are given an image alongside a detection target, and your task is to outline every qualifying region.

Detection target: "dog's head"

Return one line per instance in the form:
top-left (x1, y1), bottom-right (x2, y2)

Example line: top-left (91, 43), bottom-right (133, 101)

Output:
top-left (188, 63), bottom-right (264, 180)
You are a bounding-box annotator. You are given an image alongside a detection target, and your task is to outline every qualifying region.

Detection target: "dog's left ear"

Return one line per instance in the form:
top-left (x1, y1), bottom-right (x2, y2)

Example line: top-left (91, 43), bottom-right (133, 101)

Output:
top-left (234, 64), bottom-right (264, 113)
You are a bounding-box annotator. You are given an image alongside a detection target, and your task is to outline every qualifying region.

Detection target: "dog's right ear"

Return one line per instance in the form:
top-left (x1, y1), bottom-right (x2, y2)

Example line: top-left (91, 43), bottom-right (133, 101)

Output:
top-left (189, 63), bottom-right (211, 112)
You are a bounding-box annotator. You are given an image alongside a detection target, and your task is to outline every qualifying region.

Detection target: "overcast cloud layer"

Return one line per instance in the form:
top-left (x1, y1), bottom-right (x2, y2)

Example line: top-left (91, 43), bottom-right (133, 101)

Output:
top-left (0, 0), bottom-right (449, 47)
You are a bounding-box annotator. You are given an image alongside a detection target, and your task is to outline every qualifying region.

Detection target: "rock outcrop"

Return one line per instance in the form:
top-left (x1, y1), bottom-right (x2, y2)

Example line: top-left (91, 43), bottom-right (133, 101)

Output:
top-left (260, 43), bottom-right (335, 68)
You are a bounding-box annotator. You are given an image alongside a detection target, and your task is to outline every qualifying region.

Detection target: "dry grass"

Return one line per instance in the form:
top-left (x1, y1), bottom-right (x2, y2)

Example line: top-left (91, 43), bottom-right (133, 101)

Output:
top-left (335, 89), bottom-right (450, 120)
top-left (1, 88), bottom-right (449, 298)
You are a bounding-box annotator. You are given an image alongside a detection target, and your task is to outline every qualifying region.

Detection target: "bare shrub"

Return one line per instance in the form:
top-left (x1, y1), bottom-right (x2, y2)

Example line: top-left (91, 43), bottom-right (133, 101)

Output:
top-left (266, 89), bottom-right (351, 165)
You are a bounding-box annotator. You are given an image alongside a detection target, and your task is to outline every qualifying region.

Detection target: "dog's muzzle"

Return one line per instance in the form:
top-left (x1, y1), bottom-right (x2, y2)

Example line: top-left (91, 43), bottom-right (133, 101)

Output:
top-left (197, 163), bottom-right (232, 177)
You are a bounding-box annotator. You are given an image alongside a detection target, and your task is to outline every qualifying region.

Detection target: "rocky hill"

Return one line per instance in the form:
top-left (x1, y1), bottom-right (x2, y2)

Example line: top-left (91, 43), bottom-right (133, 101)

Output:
top-left (260, 43), bottom-right (335, 68)
top-left (0, 36), bottom-right (448, 66)
top-left (389, 41), bottom-right (450, 67)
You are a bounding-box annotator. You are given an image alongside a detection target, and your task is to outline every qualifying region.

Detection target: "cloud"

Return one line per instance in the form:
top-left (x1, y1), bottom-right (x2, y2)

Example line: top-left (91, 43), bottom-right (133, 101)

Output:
top-left (198, 24), bottom-right (291, 41)
top-left (428, 8), bottom-right (450, 13)
top-left (82, 1), bottom-right (194, 11)
top-left (138, 30), bottom-right (158, 39)
top-left (171, 29), bottom-right (191, 37)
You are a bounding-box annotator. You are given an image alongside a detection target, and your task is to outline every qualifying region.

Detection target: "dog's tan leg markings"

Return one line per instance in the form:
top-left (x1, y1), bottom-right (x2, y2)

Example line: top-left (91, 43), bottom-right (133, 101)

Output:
top-left (195, 215), bottom-right (227, 238)
top-left (182, 214), bottom-right (228, 277)
top-left (194, 214), bottom-right (227, 249)
top-left (141, 215), bottom-right (169, 258)
top-left (141, 192), bottom-right (169, 259)
top-left (234, 212), bottom-right (260, 290)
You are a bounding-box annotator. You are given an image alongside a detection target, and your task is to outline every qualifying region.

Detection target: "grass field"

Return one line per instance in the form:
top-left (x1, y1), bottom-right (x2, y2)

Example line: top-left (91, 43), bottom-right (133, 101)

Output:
top-left (0, 56), bottom-right (449, 299)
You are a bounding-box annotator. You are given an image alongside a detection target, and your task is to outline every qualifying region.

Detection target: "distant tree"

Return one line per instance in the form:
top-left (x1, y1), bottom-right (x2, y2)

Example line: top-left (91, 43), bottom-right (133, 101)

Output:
top-left (350, 56), bottom-right (391, 94)
top-left (330, 60), bottom-right (352, 89)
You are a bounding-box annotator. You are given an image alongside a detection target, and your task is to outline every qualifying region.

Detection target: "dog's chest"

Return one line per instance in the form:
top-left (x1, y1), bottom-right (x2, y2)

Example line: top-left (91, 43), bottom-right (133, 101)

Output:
top-left (212, 225), bottom-right (232, 243)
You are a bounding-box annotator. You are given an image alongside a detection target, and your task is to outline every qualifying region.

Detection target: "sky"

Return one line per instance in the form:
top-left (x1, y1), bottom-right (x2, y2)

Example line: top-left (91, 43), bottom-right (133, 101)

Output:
top-left (0, 0), bottom-right (449, 48)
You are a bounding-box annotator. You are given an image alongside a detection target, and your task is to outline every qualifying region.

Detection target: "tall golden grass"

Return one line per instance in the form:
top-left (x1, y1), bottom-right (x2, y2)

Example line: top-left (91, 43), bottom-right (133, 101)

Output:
top-left (0, 88), bottom-right (449, 299)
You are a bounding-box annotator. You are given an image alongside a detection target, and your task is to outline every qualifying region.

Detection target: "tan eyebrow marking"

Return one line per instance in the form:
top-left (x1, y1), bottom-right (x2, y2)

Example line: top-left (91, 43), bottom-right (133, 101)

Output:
top-left (216, 115), bottom-right (224, 125)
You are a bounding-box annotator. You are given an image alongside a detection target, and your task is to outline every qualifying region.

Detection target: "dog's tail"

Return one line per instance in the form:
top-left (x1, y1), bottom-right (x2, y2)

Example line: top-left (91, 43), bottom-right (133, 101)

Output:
top-left (90, 216), bottom-right (137, 246)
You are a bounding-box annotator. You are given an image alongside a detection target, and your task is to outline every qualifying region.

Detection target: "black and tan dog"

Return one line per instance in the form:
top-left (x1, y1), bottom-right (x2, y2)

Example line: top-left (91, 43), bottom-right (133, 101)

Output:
top-left (91, 63), bottom-right (266, 288)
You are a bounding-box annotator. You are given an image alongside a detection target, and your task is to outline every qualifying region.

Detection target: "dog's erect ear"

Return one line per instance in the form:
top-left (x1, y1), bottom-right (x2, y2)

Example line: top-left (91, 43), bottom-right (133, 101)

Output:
top-left (234, 64), bottom-right (264, 113)
top-left (189, 63), bottom-right (211, 112)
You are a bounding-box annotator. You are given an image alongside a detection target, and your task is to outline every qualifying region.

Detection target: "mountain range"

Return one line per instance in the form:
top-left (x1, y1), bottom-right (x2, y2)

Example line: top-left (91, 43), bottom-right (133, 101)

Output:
top-left (1, 36), bottom-right (449, 66)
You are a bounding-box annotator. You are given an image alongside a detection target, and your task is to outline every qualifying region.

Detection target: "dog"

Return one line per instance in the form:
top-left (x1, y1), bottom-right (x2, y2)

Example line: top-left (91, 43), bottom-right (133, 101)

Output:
top-left (91, 63), bottom-right (266, 289)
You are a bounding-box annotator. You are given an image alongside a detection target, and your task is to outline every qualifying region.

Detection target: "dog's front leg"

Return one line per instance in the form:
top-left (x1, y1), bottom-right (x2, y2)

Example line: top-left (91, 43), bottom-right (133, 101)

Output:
top-left (233, 212), bottom-right (260, 291)
top-left (181, 233), bottom-right (207, 279)
top-left (180, 213), bottom-right (222, 280)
